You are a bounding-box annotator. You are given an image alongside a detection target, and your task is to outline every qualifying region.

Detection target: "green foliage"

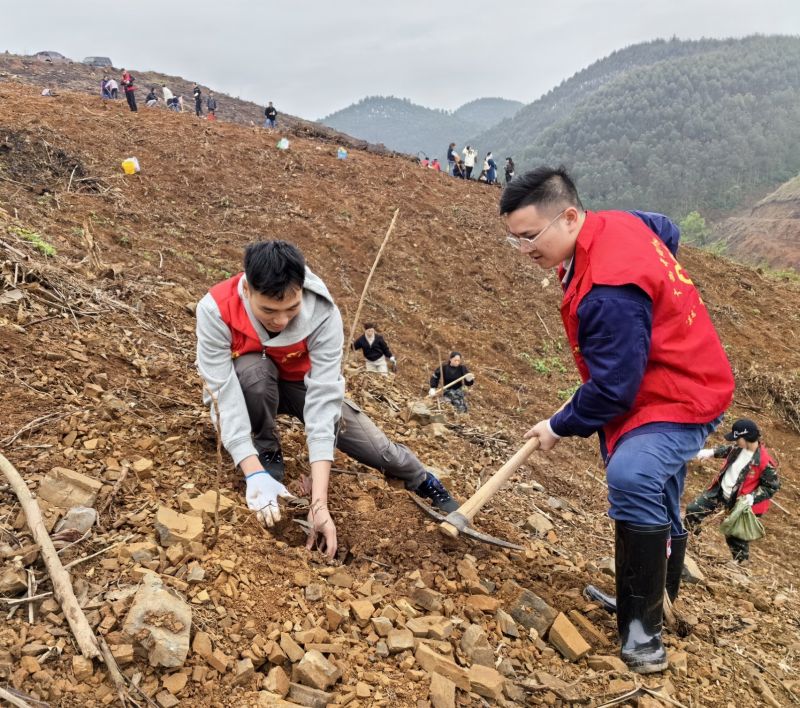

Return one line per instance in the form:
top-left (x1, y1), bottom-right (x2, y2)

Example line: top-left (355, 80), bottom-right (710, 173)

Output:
top-left (473, 36), bottom-right (800, 218)
top-left (10, 226), bottom-right (57, 256)
top-left (558, 383), bottom-right (581, 400)
top-left (679, 211), bottom-right (712, 245)
top-left (519, 352), bottom-right (567, 374)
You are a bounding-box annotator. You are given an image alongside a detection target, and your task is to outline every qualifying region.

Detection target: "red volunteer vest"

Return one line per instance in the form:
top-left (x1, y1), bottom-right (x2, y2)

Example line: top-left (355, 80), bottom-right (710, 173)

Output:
top-left (710, 445), bottom-right (776, 514)
top-left (209, 273), bottom-right (311, 381)
top-left (561, 211), bottom-right (734, 453)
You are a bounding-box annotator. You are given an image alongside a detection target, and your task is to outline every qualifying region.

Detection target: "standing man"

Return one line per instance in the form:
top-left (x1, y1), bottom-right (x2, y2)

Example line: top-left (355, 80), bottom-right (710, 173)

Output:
top-left (121, 69), bottom-right (137, 112)
top-left (193, 85), bottom-right (203, 117)
top-left (504, 157), bottom-right (515, 185)
top-left (500, 167), bottom-right (734, 674)
top-left (264, 101), bottom-right (278, 129)
top-left (446, 143), bottom-right (458, 176)
top-left (686, 418), bottom-right (779, 562)
top-left (196, 241), bottom-right (459, 559)
top-left (206, 92), bottom-right (218, 119)
top-left (352, 323), bottom-right (396, 374)
top-left (106, 76), bottom-right (119, 99)
top-left (462, 145), bottom-right (477, 180)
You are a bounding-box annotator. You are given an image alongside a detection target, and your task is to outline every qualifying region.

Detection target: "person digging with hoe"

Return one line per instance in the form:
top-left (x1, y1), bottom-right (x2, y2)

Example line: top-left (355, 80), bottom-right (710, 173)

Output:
top-left (500, 166), bottom-right (734, 673)
top-left (685, 418), bottom-right (779, 562)
top-left (196, 241), bottom-right (459, 559)
top-left (352, 323), bottom-right (396, 374)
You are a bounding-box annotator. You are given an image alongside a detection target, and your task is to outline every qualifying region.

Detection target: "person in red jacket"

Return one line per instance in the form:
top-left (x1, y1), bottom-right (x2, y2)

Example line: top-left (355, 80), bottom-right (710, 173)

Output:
top-left (685, 418), bottom-right (779, 562)
top-left (500, 166), bottom-right (734, 674)
top-left (121, 69), bottom-right (137, 112)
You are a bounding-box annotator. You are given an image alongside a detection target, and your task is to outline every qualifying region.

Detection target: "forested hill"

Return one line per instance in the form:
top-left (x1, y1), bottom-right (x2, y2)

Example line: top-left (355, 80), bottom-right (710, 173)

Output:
top-left (472, 35), bottom-right (800, 218)
top-left (321, 96), bottom-right (522, 160)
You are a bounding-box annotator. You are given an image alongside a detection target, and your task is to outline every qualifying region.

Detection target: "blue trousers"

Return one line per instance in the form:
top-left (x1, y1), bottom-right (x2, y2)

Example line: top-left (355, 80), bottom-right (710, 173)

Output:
top-left (606, 419), bottom-right (720, 536)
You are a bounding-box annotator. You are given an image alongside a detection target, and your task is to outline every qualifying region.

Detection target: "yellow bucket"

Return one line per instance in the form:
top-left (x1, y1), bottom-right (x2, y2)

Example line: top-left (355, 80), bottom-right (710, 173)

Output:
top-left (121, 157), bottom-right (140, 174)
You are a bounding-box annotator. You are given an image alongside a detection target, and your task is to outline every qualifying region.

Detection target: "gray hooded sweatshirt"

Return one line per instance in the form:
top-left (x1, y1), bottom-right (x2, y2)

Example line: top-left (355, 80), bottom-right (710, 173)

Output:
top-left (195, 268), bottom-right (345, 466)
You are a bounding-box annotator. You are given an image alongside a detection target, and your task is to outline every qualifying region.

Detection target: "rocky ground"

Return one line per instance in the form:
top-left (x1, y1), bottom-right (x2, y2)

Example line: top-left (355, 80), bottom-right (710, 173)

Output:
top-left (0, 81), bottom-right (799, 707)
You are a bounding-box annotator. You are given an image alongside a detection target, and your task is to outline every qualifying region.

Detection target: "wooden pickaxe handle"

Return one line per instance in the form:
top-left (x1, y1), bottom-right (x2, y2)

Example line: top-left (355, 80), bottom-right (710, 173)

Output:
top-left (430, 372), bottom-right (474, 396)
top-left (440, 436), bottom-right (541, 539)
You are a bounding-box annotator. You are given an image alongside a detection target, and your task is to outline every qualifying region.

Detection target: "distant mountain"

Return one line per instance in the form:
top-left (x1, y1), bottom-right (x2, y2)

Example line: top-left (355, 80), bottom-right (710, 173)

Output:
top-left (714, 174), bottom-right (800, 271)
top-left (321, 96), bottom-right (522, 160)
top-left (452, 98), bottom-right (522, 129)
top-left (470, 35), bottom-right (800, 218)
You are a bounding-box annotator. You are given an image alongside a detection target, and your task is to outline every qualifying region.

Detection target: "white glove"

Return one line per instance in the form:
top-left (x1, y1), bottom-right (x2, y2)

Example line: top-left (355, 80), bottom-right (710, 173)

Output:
top-left (465, 373), bottom-right (475, 383)
top-left (245, 471), bottom-right (293, 527)
top-left (696, 449), bottom-right (714, 460)
top-left (428, 388), bottom-right (437, 397)
top-left (742, 493), bottom-right (754, 507)
top-left (390, 356), bottom-right (396, 363)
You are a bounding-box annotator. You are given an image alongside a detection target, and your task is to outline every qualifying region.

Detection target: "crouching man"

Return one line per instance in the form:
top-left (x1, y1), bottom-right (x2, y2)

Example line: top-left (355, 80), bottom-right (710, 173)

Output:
top-left (196, 240), bottom-right (458, 558)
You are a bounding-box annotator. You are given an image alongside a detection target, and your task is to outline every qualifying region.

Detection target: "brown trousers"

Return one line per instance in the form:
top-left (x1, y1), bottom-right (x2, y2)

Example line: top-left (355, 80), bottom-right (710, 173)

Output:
top-left (233, 353), bottom-right (426, 488)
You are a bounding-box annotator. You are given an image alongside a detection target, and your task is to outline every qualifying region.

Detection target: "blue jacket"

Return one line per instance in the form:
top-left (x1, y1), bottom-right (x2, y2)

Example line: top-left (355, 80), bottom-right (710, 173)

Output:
top-left (550, 211), bottom-right (681, 453)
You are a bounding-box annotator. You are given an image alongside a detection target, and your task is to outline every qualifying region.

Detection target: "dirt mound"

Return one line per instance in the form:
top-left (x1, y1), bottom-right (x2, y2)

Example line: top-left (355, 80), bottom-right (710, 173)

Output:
top-left (714, 174), bottom-right (800, 271)
top-left (1, 82), bottom-right (799, 707)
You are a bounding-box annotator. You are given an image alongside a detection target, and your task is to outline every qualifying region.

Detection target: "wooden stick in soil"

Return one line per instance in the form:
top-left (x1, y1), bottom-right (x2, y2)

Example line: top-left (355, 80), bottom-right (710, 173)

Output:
top-left (203, 384), bottom-right (224, 549)
top-left (343, 208), bottom-right (400, 369)
top-left (0, 453), bottom-right (100, 659)
top-left (0, 685), bottom-right (34, 708)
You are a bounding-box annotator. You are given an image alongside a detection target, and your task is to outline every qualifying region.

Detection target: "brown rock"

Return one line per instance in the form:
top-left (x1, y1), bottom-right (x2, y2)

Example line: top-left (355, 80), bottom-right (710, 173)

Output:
top-left (325, 604), bottom-right (347, 631)
top-left (233, 658), bottom-right (254, 686)
top-left (192, 631), bottom-right (213, 659)
top-left (460, 624), bottom-right (494, 667)
top-left (327, 569), bottom-right (354, 588)
top-left (110, 644), bottom-right (135, 666)
top-left (122, 572), bottom-right (191, 668)
top-left (180, 490), bottom-right (235, 516)
top-left (132, 458), bottom-right (154, 476)
top-left (507, 589), bottom-right (558, 635)
top-left (349, 599), bottom-right (375, 626)
top-left (295, 650), bottom-right (341, 691)
top-left (411, 587), bottom-right (443, 613)
top-left (568, 610), bottom-right (610, 646)
top-left (280, 633), bottom-right (305, 663)
top-left (669, 650), bottom-right (688, 675)
top-left (587, 654), bottom-right (628, 672)
top-left (386, 628), bottom-right (415, 654)
top-left (0, 567), bottom-right (27, 594)
top-left (548, 612), bottom-right (591, 661)
top-left (495, 609), bottom-right (519, 638)
top-left (429, 672), bottom-right (456, 708)
top-left (355, 682), bottom-right (371, 698)
top-left (525, 510), bottom-right (554, 537)
top-left (682, 555), bottom-right (705, 583)
top-left (208, 649), bottom-right (230, 673)
top-left (37, 467), bottom-right (103, 508)
top-left (154, 506), bottom-right (204, 546)
top-left (468, 664), bottom-right (505, 700)
top-left (161, 672), bottom-right (188, 695)
top-left (155, 690), bottom-right (179, 708)
top-left (414, 643), bottom-right (469, 691)
top-left (264, 665), bottom-right (290, 697)
top-left (371, 616), bottom-right (393, 637)
top-left (287, 682), bottom-right (333, 708)
top-left (72, 655), bottom-right (93, 681)
top-left (465, 595), bottom-right (498, 613)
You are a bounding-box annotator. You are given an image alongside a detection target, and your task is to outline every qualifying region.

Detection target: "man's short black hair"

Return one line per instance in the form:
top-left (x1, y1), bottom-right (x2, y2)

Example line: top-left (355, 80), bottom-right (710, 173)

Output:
top-left (363, 322), bottom-right (376, 331)
top-left (499, 165), bottom-right (583, 215)
top-left (243, 241), bottom-right (305, 299)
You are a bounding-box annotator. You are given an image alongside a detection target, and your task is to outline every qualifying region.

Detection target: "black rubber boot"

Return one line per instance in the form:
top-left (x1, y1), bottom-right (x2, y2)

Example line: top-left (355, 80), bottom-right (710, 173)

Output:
top-left (616, 521), bottom-right (670, 674)
top-left (666, 532), bottom-right (688, 602)
top-left (585, 530), bottom-right (688, 614)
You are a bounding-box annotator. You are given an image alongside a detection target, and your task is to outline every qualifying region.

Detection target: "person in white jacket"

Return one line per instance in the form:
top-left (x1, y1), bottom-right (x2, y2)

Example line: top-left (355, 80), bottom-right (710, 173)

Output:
top-left (462, 145), bottom-right (477, 180)
top-left (196, 241), bottom-right (458, 558)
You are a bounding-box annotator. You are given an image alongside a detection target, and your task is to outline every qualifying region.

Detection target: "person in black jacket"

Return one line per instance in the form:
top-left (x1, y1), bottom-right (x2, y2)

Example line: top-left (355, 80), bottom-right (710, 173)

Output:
top-left (193, 85), bottom-right (203, 117)
top-left (264, 101), bottom-right (278, 129)
top-left (352, 323), bottom-right (396, 374)
top-left (429, 352), bottom-right (474, 413)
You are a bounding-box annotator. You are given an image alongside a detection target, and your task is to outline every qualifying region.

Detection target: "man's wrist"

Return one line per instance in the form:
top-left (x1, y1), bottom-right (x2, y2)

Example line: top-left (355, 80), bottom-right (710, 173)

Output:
top-left (546, 419), bottom-right (562, 439)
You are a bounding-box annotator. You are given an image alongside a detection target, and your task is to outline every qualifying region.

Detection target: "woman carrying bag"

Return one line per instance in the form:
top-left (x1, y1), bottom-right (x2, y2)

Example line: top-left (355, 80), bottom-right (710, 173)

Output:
top-left (685, 418), bottom-right (780, 562)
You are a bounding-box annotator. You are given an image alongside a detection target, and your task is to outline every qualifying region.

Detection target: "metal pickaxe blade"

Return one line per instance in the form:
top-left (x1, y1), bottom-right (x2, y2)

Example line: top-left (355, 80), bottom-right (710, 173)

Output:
top-left (409, 494), bottom-right (523, 550)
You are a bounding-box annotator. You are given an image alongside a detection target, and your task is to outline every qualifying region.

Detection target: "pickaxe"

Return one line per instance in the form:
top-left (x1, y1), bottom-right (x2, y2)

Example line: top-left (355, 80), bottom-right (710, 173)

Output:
top-left (411, 437), bottom-right (540, 550)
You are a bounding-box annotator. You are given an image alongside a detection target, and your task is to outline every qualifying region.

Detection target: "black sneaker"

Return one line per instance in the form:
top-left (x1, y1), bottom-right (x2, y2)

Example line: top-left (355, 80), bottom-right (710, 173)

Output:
top-left (413, 471), bottom-right (459, 513)
top-left (258, 449), bottom-right (285, 483)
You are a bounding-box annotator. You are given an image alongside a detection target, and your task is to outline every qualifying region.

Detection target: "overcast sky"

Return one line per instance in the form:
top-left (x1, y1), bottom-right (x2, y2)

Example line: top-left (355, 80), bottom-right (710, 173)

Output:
top-left (3, 1), bottom-right (799, 119)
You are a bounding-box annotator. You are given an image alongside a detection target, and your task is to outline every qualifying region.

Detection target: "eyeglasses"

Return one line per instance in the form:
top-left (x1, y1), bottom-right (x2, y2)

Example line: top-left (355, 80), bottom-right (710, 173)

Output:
top-left (506, 209), bottom-right (567, 251)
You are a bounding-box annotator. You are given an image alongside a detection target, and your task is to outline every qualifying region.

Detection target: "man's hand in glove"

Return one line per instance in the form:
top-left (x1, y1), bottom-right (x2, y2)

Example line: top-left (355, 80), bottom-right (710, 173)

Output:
top-left (305, 503), bottom-right (338, 559)
top-left (465, 373), bottom-right (475, 383)
top-left (390, 356), bottom-right (397, 372)
top-left (696, 448), bottom-right (715, 460)
top-left (428, 388), bottom-right (437, 397)
top-left (741, 493), bottom-right (755, 507)
top-left (245, 471), bottom-right (294, 527)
